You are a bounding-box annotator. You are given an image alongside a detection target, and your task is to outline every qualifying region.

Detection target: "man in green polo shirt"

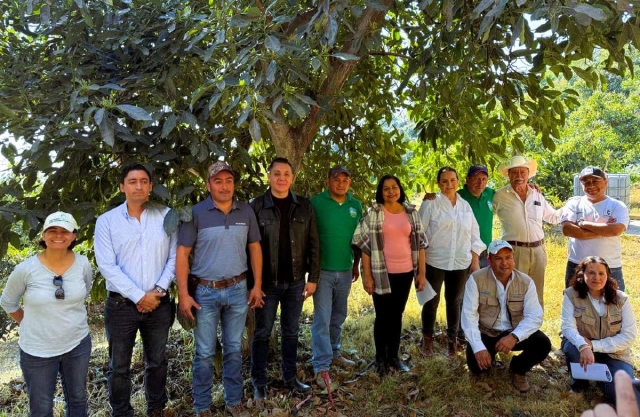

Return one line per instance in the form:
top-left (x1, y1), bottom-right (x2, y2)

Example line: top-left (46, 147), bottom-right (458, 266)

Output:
top-left (457, 165), bottom-right (494, 268)
top-left (310, 165), bottom-right (363, 389)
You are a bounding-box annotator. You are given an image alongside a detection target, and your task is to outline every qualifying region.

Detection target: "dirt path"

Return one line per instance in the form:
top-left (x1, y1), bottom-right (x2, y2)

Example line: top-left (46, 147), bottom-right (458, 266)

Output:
top-left (627, 219), bottom-right (640, 236)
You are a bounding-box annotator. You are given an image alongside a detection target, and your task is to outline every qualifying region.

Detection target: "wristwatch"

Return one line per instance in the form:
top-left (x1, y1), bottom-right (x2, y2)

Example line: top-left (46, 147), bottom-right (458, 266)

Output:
top-left (154, 285), bottom-right (166, 294)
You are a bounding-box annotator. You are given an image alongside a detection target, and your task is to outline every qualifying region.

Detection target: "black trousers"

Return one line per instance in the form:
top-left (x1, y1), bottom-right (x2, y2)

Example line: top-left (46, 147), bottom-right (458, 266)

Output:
top-left (372, 271), bottom-right (413, 361)
top-left (421, 264), bottom-right (468, 336)
top-left (465, 330), bottom-right (551, 375)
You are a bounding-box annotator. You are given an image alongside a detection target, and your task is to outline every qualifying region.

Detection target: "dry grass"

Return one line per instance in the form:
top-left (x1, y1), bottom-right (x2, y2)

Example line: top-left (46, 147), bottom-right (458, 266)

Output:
top-left (1, 203), bottom-right (640, 416)
top-left (629, 184), bottom-right (640, 218)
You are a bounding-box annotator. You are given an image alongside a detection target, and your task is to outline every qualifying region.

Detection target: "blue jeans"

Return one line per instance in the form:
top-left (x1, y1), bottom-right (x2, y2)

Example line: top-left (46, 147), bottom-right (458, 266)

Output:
top-left (565, 261), bottom-right (624, 291)
top-left (311, 270), bottom-right (352, 373)
top-left (20, 334), bottom-right (91, 417)
top-left (192, 280), bottom-right (248, 411)
top-left (251, 280), bottom-right (305, 387)
top-left (562, 339), bottom-right (637, 406)
top-left (104, 294), bottom-right (174, 416)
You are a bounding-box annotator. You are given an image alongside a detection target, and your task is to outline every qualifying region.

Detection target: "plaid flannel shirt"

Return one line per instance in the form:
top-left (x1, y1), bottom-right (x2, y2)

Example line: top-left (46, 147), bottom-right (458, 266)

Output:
top-left (351, 203), bottom-right (428, 294)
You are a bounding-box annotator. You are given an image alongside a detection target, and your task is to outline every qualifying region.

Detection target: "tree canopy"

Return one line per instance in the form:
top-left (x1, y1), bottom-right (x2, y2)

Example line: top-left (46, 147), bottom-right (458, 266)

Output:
top-left (0, 0), bottom-right (638, 256)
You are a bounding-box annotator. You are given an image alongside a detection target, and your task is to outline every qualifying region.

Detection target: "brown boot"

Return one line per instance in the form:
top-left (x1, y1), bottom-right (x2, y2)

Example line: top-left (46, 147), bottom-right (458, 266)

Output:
top-left (421, 334), bottom-right (434, 357)
top-left (447, 336), bottom-right (458, 358)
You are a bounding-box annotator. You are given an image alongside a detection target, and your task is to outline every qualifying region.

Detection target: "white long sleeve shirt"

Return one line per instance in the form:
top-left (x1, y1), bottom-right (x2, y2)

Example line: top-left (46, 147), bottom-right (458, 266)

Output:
top-left (419, 193), bottom-right (485, 271)
top-left (461, 269), bottom-right (544, 353)
top-left (493, 185), bottom-right (561, 242)
top-left (561, 291), bottom-right (636, 353)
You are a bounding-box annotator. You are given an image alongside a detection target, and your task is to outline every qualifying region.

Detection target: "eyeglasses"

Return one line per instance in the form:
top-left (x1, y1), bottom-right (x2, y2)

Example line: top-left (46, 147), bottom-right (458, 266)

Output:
top-left (53, 275), bottom-right (64, 300)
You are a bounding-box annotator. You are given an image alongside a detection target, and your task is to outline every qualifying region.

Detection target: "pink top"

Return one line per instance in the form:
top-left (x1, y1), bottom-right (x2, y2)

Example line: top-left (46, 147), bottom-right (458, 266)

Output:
top-left (382, 207), bottom-right (413, 274)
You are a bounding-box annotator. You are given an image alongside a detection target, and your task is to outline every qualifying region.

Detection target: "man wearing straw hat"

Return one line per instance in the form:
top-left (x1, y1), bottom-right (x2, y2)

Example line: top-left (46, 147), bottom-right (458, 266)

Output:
top-left (492, 156), bottom-right (562, 307)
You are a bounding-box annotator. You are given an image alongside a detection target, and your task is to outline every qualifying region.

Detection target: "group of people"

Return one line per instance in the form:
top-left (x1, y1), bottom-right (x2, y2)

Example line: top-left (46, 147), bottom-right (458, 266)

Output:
top-left (0, 155), bottom-right (637, 416)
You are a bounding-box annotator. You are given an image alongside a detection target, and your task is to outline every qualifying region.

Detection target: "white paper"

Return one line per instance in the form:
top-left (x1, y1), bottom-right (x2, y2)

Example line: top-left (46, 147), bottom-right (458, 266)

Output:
top-left (416, 282), bottom-right (437, 306)
top-left (570, 362), bottom-right (613, 382)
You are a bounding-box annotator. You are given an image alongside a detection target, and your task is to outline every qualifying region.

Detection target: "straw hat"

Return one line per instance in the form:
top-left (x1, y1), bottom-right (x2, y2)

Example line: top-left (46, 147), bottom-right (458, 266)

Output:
top-left (498, 156), bottom-right (537, 178)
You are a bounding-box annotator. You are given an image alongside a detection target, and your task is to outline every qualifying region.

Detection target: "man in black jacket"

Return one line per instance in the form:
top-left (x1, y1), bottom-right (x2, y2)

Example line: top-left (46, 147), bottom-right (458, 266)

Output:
top-left (250, 157), bottom-right (320, 400)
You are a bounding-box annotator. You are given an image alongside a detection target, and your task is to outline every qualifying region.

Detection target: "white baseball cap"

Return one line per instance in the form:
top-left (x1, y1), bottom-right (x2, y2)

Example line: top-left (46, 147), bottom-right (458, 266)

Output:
top-left (43, 212), bottom-right (79, 233)
top-left (488, 240), bottom-right (513, 255)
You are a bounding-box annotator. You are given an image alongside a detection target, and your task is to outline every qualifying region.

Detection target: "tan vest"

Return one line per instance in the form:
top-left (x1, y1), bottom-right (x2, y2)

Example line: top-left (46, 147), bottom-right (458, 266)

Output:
top-left (473, 267), bottom-right (530, 337)
top-left (565, 287), bottom-right (632, 364)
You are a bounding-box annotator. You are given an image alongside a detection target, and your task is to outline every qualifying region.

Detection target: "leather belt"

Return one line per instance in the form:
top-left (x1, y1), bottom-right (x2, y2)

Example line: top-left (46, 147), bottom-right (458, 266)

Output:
top-left (198, 272), bottom-right (246, 289)
top-left (507, 239), bottom-right (544, 248)
top-left (108, 291), bottom-right (128, 300)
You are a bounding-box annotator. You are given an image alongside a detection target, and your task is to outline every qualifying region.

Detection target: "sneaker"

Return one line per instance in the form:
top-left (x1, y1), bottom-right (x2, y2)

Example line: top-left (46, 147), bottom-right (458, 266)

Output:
top-left (196, 410), bottom-right (212, 417)
top-left (316, 370), bottom-right (331, 389)
top-left (512, 373), bottom-right (530, 393)
top-left (332, 355), bottom-right (356, 369)
top-left (225, 404), bottom-right (250, 417)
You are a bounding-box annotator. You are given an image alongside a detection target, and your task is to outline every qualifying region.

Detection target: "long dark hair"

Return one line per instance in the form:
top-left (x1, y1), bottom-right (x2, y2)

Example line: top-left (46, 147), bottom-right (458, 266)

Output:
top-left (569, 256), bottom-right (618, 304)
top-left (375, 175), bottom-right (406, 204)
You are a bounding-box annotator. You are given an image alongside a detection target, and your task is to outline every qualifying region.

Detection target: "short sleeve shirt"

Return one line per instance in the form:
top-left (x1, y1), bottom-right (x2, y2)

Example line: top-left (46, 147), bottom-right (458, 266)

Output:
top-left (458, 186), bottom-right (495, 248)
top-left (178, 198), bottom-right (260, 280)
top-left (561, 195), bottom-right (629, 267)
top-left (311, 190), bottom-right (363, 271)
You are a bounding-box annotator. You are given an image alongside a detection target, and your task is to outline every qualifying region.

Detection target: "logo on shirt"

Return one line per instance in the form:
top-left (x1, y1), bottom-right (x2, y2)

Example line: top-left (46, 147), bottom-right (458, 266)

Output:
top-left (487, 201), bottom-right (493, 212)
top-left (349, 207), bottom-right (358, 218)
top-left (605, 209), bottom-right (612, 216)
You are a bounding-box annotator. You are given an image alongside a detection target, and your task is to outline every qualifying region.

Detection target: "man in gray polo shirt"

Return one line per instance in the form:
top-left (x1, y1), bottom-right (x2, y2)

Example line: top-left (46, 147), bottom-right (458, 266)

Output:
top-left (176, 161), bottom-right (263, 417)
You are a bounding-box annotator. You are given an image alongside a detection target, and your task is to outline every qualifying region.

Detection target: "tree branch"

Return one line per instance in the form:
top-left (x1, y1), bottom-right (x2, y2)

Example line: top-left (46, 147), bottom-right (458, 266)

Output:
top-left (296, 1), bottom-right (393, 147)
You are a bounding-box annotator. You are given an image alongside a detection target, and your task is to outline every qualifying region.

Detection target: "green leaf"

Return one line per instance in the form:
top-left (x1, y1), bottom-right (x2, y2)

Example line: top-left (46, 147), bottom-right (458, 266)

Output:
top-left (99, 113), bottom-right (115, 147)
top-left (116, 104), bottom-right (152, 121)
top-left (472, 0), bottom-right (494, 19)
top-left (249, 118), bottom-right (261, 142)
top-left (364, 0), bottom-right (389, 12)
top-left (0, 102), bottom-right (16, 118)
top-left (163, 208), bottom-right (179, 235)
top-left (573, 4), bottom-right (607, 22)
top-left (265, 35), bottom-right (281, 52)
top-left (266, 60), bottom-right (277, 84)
top-left (181, 112), bottom-right (199, 129)
top-left (153, 184), bottom-right (171, 201)
top-left (161, 114), bottom-right (177, 138)
top-left (94, 108), bottom-right (104, 125)
top-left (294, 93), bottom-right (318, 107)
top-left (176, 205), bottom-right (193, 223)
top-left (331, 53), bottom-right (360, 61)
top-left (26, 211), bottom-right (40, 231)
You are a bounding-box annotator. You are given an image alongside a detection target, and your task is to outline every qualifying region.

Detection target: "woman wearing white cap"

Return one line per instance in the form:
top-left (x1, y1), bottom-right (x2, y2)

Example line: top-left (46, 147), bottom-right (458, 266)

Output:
top-left (0, 212), bottom-right (93, 417)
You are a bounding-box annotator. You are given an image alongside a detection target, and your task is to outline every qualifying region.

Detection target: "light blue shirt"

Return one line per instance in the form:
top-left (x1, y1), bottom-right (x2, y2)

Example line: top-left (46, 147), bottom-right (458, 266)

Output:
top-left (95, 202), bottom-right (177, 303)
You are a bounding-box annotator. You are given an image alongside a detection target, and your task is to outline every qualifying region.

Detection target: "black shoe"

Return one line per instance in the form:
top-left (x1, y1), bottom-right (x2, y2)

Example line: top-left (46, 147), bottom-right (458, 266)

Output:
top-left (374, 359), bottom-right (388, 377)
top-left (284, 378), bottom-right (311, 393)
top-left (387, 358), bottom-right (410, 372)
top-left (253, 385), bottom-right (267, 400)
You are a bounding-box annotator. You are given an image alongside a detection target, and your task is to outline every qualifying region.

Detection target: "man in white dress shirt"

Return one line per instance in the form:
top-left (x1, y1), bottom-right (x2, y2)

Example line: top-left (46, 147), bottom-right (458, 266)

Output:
top-left (95, 164), bottom-right (177, 417)
top-left (461, 240), bottom-right (551, 393)
top-left (492, 156), bottom-right (561, 306)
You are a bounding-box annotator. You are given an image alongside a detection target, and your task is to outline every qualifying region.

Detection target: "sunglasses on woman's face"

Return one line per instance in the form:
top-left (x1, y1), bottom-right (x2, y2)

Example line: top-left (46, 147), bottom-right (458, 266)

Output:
top-left (53, 275), bottom-right (64, 300)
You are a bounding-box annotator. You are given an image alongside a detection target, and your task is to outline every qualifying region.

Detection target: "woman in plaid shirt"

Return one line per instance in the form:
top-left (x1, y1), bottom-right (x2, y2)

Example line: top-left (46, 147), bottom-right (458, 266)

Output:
top-left (352, 175), bottom-right (428, 377)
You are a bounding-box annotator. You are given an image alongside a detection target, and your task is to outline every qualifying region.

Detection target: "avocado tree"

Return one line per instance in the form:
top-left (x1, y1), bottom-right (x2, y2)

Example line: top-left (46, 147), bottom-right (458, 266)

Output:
top-left (0, 0), bottom-right (638, 255)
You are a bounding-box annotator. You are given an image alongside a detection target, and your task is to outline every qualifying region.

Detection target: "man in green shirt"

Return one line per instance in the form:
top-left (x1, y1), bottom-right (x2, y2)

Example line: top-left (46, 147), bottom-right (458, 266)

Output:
top-left (310, 165), bottom-right (363, 389)
top-left (457, 165), bottom-right (494, 268)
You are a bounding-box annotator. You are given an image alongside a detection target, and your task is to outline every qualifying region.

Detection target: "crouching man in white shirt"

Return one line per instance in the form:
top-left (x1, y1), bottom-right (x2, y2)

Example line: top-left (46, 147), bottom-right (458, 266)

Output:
top-left (461, 240), bottom-right (551, 393)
